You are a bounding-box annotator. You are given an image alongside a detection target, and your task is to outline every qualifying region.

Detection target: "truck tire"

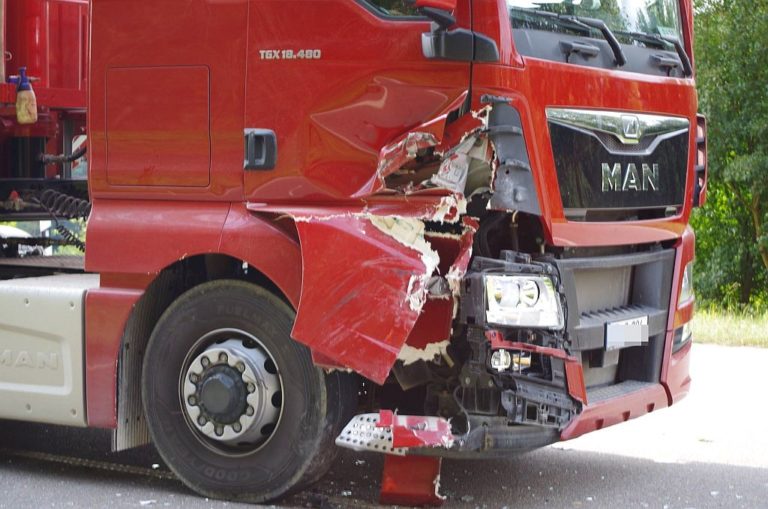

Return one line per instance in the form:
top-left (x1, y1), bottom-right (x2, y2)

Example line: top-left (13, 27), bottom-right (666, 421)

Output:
top-left (142, 280), bottom-right (355, 503)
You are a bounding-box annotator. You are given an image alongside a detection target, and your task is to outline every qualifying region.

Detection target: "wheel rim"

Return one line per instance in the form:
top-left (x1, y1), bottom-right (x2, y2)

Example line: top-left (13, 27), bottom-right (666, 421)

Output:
top-left (180, 329), bottom-right (283, 454)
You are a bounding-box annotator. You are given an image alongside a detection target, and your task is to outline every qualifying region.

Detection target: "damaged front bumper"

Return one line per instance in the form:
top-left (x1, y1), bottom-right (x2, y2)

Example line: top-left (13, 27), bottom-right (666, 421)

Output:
top-left (335, 248), bottom-right (676, 459)
top-left (246, 95), bottom-right (687, 462)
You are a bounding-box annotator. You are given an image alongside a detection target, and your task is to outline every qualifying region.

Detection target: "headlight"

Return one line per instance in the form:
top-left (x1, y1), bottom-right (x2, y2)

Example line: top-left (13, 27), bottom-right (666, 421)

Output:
top-left (682, 321), bottom-right (693, 343)
top-left (679, 262), bottom-right (694, 305)
top-left (484, 275), bottom-right (564, 329)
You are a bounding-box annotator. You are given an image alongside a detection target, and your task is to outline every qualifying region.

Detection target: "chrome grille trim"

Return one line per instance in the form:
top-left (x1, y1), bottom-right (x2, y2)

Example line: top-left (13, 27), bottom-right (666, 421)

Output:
top-left (546, 108), bottom-right (690, 147)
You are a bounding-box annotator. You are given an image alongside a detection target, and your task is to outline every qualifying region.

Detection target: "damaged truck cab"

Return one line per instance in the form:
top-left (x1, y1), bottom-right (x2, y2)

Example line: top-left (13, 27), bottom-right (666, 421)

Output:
top-left (0, 0), bottom-right (704, 505)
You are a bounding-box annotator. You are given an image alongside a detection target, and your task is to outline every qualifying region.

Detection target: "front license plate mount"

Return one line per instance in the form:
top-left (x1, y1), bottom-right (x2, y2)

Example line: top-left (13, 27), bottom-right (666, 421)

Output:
top-left (605, 315), bottom-right (649, 351)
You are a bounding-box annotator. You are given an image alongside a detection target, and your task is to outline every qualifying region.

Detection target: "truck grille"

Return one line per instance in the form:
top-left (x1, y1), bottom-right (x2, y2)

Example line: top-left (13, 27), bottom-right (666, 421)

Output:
top-left (546, 108), bottom-right (690, 221)
top-left (555, 249), bottom-right (675, 386)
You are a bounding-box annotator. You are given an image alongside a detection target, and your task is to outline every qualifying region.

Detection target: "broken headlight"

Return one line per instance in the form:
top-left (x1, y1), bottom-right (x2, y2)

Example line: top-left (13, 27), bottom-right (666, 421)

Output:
top-left (484, 275), bottom-right (564, 330)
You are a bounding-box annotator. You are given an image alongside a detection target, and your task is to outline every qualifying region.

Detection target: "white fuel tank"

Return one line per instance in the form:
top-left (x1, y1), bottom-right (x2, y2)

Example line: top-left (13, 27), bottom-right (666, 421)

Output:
top-left (0, 274), bottom-right (99, 426)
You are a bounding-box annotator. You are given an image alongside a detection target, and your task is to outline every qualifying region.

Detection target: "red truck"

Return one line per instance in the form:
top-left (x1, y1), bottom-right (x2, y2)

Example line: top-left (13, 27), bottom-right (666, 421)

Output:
top-left (0, 0), bottom-right (705, 505)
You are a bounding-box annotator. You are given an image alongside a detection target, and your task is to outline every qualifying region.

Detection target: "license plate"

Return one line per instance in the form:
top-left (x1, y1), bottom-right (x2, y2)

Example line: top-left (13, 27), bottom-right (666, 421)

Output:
top-left (605, 315), bottom-right (649, 351)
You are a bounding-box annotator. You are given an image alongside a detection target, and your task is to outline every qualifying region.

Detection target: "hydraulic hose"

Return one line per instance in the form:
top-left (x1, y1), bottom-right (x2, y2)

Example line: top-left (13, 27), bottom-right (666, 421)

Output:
top-left (39, 145), bottom-right (87, 165)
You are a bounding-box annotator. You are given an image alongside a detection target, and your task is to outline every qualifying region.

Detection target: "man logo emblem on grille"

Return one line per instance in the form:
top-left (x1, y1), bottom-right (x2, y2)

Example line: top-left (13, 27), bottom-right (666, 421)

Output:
top-left (621, 115), bottom-right (641, 140)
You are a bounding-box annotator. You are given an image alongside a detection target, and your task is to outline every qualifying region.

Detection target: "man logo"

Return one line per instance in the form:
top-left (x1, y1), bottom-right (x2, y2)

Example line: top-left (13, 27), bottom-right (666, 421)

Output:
top-left (602, 163), bottom-right (659, 192)
top-left (621, 115), bottom-right (641, 140)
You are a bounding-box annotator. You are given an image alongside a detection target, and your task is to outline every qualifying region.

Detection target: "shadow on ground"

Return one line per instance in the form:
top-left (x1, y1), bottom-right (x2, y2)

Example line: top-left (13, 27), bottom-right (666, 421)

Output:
top-left (0, 421), bottom-right (764, 509)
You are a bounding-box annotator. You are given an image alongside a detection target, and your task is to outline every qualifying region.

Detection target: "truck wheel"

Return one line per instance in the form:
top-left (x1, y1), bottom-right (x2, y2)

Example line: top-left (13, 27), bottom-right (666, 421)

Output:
top-left (142, 280), bottom-right (354, 503)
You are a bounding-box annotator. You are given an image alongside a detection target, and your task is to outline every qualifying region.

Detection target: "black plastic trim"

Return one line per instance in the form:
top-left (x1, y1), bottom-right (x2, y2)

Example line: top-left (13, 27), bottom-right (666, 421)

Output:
top-left (513, 29), bottom-right (691, 79)
top-left (483, 96), bottom-right (541, 215)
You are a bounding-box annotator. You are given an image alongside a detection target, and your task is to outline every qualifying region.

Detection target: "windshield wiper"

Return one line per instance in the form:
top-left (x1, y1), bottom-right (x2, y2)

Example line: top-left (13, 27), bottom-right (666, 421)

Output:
top-left (615, 31), bottom-right (693, 77)
top-left (559, 15), bottom-right (626, 67)
top-left (512, 9), bottom-right (626, 67)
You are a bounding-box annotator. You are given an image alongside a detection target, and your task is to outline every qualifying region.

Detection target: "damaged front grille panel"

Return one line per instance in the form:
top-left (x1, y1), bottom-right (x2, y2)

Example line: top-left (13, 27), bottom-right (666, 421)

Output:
top-left (455, 251), bottom-right (579, 432)
top-left (555, 248), bottom-right (675, 386)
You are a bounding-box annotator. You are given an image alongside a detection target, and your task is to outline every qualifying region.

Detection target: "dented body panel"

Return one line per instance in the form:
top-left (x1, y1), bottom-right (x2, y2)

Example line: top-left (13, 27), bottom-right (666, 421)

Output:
top-left (79, 0), bottom-right (699, 440)
top-left (0, 3), bottom-right (701, 503)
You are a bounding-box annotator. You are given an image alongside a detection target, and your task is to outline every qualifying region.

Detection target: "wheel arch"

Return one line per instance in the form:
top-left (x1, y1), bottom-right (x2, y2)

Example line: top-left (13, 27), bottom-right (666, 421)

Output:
top-left (111, 250), bottom-right (299, 451)
top-left (87, 207), bottom-right (303, 448)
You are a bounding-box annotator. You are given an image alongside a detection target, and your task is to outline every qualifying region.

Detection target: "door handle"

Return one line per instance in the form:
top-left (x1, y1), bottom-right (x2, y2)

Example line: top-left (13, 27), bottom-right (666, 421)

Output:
top-left (244, 129), bottom-right (277, 170)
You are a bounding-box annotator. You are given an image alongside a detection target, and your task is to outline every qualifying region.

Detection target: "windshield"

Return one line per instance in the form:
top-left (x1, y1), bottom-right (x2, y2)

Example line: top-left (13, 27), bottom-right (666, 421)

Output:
top-left (508, 0), bottom-right (684, 43)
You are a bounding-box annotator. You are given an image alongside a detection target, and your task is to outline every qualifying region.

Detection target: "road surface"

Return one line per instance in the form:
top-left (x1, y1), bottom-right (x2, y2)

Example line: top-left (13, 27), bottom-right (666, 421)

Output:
top-left (1, 344), bottom-right (766, 508)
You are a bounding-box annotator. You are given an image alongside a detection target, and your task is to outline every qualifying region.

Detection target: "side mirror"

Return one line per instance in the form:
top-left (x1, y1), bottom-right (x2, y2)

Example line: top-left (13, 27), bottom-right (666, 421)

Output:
top-left (417, 1), bottom-right (499, 63)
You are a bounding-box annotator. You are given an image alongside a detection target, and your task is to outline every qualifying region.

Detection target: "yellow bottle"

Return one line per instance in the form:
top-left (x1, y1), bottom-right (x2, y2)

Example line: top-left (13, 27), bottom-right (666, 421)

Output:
top-left (15, 67), bottom-right (38, 125)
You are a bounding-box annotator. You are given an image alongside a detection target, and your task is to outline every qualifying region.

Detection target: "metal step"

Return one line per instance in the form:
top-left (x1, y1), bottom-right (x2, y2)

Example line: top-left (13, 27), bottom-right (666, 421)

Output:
top-left (587, 380), bottom-right (656, 404)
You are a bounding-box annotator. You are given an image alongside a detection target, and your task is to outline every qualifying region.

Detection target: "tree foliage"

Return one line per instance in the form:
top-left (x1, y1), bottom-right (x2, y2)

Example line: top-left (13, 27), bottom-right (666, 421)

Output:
top-left (692, 0), bottom-right (768, 309)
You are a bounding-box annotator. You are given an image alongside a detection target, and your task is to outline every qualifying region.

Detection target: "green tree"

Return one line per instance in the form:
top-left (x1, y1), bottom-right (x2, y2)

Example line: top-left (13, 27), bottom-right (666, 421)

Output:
top-left (692, 0), bottom-right (768, 306)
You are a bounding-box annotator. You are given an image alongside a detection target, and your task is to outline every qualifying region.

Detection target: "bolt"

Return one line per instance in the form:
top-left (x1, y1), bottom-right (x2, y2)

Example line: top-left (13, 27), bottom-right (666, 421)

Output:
top-left (188, 396), bottom-right (197, 406)
top-left (236, 362), bottom-right (246, 373)
top-left (219, 352), bottom-right (228, 363)
top-left (201, 356), bottom-right (211, 368)
top-left (232, 422), bottom-right (242, 433)
top-left (246, 406), bottom-right (255, 416)
top-left (197, 416), bottom-right (207, 426)
top-left (247, 383), bottom-right (256, 393)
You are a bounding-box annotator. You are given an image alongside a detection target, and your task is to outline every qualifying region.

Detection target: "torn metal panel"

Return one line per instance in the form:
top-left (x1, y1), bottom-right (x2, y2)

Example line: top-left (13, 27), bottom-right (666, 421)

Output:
top-left (485, 330), bottom-right (588, 405)
top-left (372, 92), bottom-right (469, 191)
top-left (377, 410), bottom-right (455, 449)
top-left (246, 190), bottom-right (466, 224)
top-left (445, 218), bottom-right (476, 298)
top-left (380, 455), bottom-right (445, 506)
top-left (337, 410), bottom-right (454, 453)
top-left (377, 131), bottom-right (439, 180)
top-left (397, 220), bottom-right (476, 366)
top-left (369, 215), bottom-right (440, 313)
top-left (398, 339), bottom-right (451, 367)
top-left (399, 296), bottom-right (453, 362)
top-left (431, 131), bottom-right (491, 194)
top-left (335, 410), bottom-right (455, 453)
top-left (291, 214), bottom-right (437, 383)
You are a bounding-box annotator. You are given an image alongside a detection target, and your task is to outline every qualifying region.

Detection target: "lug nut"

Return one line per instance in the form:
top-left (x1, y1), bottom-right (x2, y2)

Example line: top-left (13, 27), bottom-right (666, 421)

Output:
top-left (201, 356), bottom-right (210, 368)
top-left (189, 373), bottom-right (199, 383)
top-left (232, 423), bottom-right (242, 433)
top-left (219, 352), bottom-right (228, 363)
top-left (215, 426), bottom-right (224, 436)
top-left (246, 406), bottom-right (255, 416)
top-left (247, 383), bottom-right (256, 393)
top-left (197, 416), bottom-right (207, 426)
top-left (236, 362), bottom-right (246, 373)
top-left (187, 396), bottom-right (197, 406)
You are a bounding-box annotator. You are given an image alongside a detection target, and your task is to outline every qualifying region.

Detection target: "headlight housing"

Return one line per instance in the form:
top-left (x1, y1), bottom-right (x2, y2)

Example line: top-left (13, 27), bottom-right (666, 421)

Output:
top-left (682, 321), bottom-right (693, 343)
top-left (679, 261), bottom-right (694, 305)
top-left (485, 274), bottom-right (564, 330)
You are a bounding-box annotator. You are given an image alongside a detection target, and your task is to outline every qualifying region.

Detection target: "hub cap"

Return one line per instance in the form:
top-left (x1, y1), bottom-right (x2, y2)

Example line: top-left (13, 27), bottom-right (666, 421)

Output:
top-left (182, 336), bottom-right (282, 448)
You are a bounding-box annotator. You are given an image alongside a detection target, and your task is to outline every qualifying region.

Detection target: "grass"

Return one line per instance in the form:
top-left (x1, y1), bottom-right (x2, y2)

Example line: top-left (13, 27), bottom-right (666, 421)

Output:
top-left (693, 309), bottom-right (768, 347)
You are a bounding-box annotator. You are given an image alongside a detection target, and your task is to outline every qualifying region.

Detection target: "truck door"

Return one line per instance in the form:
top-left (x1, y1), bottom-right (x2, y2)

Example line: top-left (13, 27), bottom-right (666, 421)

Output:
top-left (243, 0), bottom-right (472, 202)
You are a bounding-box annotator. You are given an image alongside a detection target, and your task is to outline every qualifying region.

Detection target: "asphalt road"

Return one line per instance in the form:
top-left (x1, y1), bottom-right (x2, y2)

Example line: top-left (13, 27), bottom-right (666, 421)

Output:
top-left (1, 343), bottom-right (766, 509)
